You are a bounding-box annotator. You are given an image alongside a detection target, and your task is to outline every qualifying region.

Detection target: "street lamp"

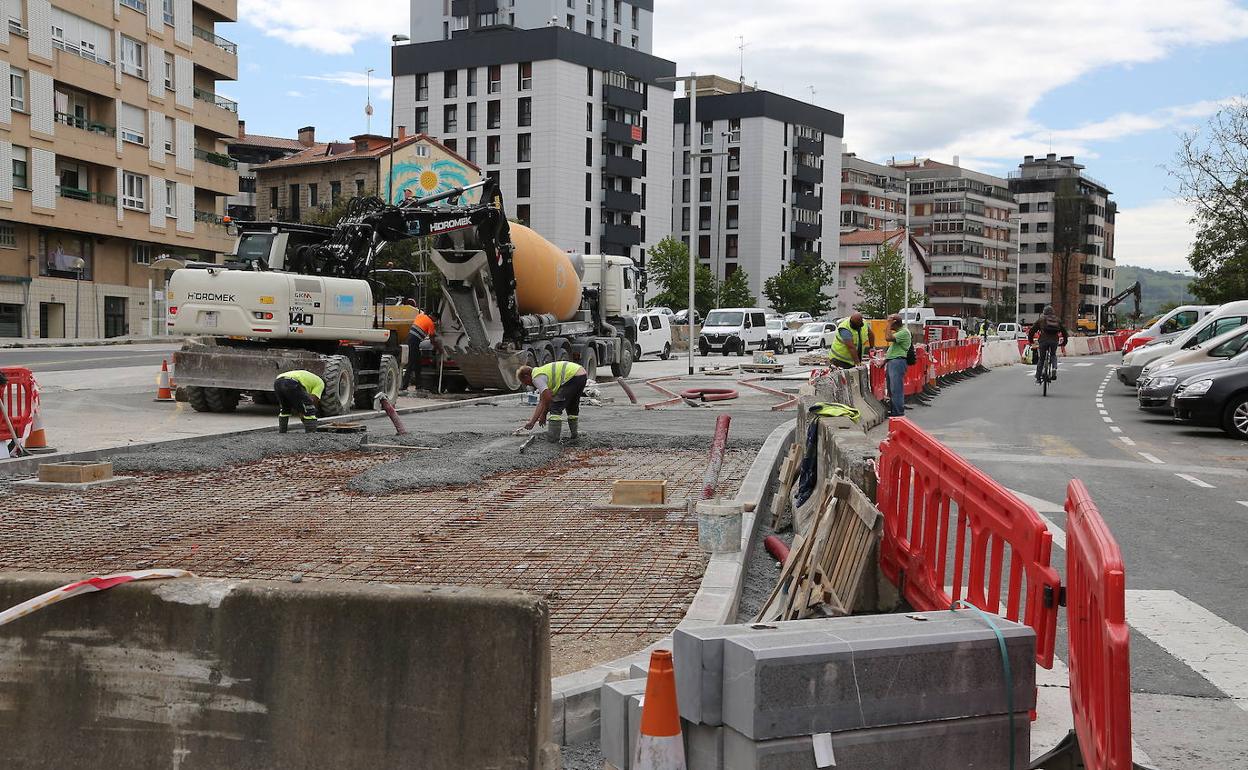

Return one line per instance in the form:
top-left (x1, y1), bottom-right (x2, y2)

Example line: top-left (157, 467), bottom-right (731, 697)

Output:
top-left (70, 257), bottom-right (86, 338)
top-left (388, 34), bottom-right (411, 205)
top-left (656, 72), bottom-right (697, 375)
top-left (365, 67), bottom-right (375, 134)
top-left (1009, 215), bottom-right (1021, 324)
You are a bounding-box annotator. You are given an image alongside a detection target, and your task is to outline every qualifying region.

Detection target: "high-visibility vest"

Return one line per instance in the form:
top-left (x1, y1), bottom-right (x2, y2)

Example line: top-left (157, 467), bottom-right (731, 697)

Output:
top-left (532, 361), bottom-right (583, 395)
top-left (828, 319), bottom-right (868, 365)
top-left (276, 370), bottom-right (325, 398)
top-left (808, 402), bottom-right (861, 423)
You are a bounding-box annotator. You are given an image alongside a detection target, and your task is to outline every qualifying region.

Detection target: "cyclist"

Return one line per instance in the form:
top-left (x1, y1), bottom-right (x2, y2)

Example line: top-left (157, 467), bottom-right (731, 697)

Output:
top-left (1027, 306), bottom-right (1068, 384)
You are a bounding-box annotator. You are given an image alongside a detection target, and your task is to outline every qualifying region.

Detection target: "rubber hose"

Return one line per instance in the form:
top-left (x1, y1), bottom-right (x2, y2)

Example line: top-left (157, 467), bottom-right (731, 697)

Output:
top-left (680, 387), bottom-right (739, 402)
top-left (763, 535), bottom-right (790, 563)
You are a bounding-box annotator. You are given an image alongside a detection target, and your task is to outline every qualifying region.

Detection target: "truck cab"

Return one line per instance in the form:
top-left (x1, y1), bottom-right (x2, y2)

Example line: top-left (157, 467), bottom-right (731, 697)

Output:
top-left (580, 254), bottom-right (642, 319)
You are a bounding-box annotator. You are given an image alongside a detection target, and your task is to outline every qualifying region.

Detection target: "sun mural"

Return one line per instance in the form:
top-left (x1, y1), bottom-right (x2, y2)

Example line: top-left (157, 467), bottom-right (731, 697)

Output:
top-left (386, 157), bottom-right (477, 205)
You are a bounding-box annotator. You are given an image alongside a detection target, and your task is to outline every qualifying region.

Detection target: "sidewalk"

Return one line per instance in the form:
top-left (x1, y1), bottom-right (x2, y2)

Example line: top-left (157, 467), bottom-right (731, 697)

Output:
top-left (0, 335), bottom-right (184, 349)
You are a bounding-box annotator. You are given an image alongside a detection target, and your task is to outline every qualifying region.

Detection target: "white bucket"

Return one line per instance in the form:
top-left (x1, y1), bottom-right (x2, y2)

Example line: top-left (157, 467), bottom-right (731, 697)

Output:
top-left (696, 500), bottom-right (743, 553)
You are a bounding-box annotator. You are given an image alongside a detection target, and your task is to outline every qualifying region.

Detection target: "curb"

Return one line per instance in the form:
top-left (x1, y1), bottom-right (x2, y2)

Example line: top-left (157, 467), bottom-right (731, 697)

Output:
top-left (549, 419), bottom-right (796, 746)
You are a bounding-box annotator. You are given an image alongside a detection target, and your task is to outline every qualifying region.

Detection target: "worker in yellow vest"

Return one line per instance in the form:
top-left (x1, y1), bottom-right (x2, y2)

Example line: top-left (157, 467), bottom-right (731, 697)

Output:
top-left (273, 369), bottom-right (324, 433)
top-left (828, 313), bottom-right (872, 369)
top-left (517, 361), bottom-right (588, 443)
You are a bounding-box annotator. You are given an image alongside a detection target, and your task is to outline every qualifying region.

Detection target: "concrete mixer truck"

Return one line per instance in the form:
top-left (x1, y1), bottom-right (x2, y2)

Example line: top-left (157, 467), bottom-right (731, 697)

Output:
top-left (167, 179), bottom-right (640, 413)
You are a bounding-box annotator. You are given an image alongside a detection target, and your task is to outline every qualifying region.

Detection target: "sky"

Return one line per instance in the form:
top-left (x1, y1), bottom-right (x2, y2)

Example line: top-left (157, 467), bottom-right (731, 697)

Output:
top-left (225, 0), bottom-right (1248, 272)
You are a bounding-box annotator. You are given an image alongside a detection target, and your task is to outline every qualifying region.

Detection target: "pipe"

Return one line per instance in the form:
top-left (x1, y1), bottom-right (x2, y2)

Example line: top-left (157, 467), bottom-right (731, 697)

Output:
top-left (700, 414), bottom-right (732, 500)
top-left (763, 535), bottom-right (790, 563)
top-left (680, 387), bottom-right (738, 402)
top-left (615, 376), bottom-right (638, 404)
top-left (376, 396), bottom-right (409, 435)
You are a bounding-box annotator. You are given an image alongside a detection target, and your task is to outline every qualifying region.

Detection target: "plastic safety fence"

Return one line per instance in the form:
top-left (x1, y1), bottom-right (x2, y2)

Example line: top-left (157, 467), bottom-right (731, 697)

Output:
top-left (1112, 330), bottom-right (1133, 350)
top-left (876, 418), bottom-right (1062, 667)
top-left (1064, 480), bottom-right (1133, 770)
top-left (0, 366), bottom-right (38, 442)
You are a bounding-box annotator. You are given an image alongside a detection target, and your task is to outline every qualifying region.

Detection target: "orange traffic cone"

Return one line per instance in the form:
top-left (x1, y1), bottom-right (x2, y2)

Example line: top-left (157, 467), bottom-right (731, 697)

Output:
top-left (155, 360), bottom-right (175, 402)
top-left (634, 650), bottom-right (686, 769)
top-left (23, 410), bottom-right (56, 454)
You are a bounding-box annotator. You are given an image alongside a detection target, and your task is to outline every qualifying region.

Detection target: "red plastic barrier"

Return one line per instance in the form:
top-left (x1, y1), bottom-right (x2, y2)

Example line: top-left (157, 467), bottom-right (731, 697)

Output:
top-left (0, 367), bottom-right (38, 442)
top-left (1112, 330), bottom-right (1132, 351)
top-left (868, 353), bottom-right (887, 400)
top-left (903, 346), bottom-right (929, 395)
top-left (877, 418), bottom-right (1061, 667)
top-left (1065, 480), bottom-right (1132, 770)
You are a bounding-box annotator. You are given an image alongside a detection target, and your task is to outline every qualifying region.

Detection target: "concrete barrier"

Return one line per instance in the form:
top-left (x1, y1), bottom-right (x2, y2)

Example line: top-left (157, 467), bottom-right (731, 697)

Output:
top-left (0, 572), bottom-right (555, 770)
top-left (981, 339), bottom-right (1021, 368)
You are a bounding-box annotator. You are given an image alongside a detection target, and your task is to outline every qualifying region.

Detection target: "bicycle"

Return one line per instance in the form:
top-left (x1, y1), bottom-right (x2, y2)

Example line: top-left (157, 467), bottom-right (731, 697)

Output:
top-left (1033, 344), bottom-right (1058, 396)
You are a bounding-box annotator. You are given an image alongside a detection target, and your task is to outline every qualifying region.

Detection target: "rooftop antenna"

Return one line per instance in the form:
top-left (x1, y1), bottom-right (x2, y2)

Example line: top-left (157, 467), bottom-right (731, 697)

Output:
top-left (807, 85), bottom-right (816, 103)
top-left (365, 67), bottom-right (375, 134)
top-left (737, 35), bottom-right (749, 91)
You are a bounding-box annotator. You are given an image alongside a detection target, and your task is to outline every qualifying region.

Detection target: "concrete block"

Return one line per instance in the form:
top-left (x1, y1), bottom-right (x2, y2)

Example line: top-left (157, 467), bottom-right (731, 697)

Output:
top-left (37, 460), bottom-right (112, 483)
top-left (721, 613), bottom-right (1036, 741)
top-left (550, 690), bottom-right (566, 746)
top-left (564, 682), bottom-right (604, 745)
top-left (613, 479), bottom-right (667, 504)
top-left (601, 678), bottom-right (647, 769)
top-left (722, 713), bottom-right (1031, 769)
top-left (684, 721), bottom-right (724, 770)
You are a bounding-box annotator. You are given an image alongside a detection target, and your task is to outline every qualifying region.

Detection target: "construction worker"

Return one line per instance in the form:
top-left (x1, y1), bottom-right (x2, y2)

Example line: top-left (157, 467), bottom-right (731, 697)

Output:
top-left (517, 361), bottom-right (587, 443)
top-left (828, 312), bottom-right (871, 369)
top-left (273, 369), bottom-right (323, 433)
top-left (401, 300), bottom-right (437, 393)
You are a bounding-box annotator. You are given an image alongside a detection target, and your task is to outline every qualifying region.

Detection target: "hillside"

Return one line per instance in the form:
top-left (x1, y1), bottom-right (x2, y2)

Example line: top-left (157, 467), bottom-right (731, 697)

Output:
top-left (1114, 265), bottom-right (1196, 318)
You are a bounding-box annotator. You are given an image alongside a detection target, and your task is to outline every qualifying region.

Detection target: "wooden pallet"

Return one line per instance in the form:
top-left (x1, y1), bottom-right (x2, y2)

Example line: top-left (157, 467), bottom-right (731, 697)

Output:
top-left (741, 363), bottom-right (784, 374)
top-left (317, 422), bottom-right (367, 434)
top-left (798, 353), bottom-right (829, 367)
top-left (769, 444), bottom-right (802, 529)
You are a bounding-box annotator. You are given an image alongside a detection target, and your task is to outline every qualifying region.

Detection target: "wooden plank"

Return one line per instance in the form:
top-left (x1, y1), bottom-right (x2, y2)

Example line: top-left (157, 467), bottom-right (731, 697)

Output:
top-left (38, 461), bottom-right (112, 484)
top-left (612, 479), bottom-right (667, 505)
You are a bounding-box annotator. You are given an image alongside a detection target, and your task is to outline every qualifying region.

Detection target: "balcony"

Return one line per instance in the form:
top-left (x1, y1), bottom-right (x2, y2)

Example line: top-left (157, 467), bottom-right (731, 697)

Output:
top-left (604, 119), bottom-right (644, 145)
top-left (194, 148), bottom-right (239, 194)
top-left (795, 136), bottom-right (823, 155)
top-left (193, 87), bottom-right (239, 137)
top-left (603, 189), bottom-right (642, 212)
top-left (192, 26), bottom-right (238, 80)
top-left (193, 0), bottom-right (239, 22)
top-left (791, 192), bottom-right (822, 211)
top-left (602, 84), bottom-right (645, 112)
top-left (793, 162), bottom-right (822, 185)
top-left (194, 87), bottom-right (237, 112)
top-left (58, 186), bottom-right (116, 206)
top-left (604, 155), bottom-right (644, 178)
top-left (602, 223), bottom-right (642, 246)
top-left (791, 221), bottom-right (821, 240)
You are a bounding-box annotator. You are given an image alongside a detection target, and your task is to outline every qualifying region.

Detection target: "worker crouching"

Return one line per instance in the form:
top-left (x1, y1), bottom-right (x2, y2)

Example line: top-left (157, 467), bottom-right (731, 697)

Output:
top-left (274, 369), bottom-right (324, 433)
top-left (517, 361), bottom-right (587, 443)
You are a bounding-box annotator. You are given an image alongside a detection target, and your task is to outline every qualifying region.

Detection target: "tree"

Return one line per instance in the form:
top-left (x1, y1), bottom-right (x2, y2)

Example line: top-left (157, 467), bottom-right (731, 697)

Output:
top-left (646, 237), bottom-right (716, 314)
top-left (762, 252), bottom-right (837, 316)
top-left (715, 268), bottom-right (755, 307)
top-left (1168, 99), bottom-right (1248, 305)
top-left (854, 244), bottom-right (925, 317)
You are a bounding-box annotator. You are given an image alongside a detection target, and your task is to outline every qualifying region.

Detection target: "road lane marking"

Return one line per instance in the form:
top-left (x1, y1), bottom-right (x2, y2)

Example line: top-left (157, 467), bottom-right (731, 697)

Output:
top-left (1138, 452), bottom-right (1165, 464)
top-left (1099, 409), bottom-right (1109, 416)
top-left (1176, 473), bottom-right (1214, 488)
top-left (1119, 436), bottom-right (1136, 446)
top-left (1109, 426), bottom-right (1122, 433)
top-left (17, 353), bottom-right (169, 370)
top-left (1072, 362), bottom-right (1094, 367)
top-left (1102, 416), bottom-right (1113, 423)
top-left (956, 452), bottom-right (1248, 478)
top-left (1125, 590), bottom-right (1248, 713)
top-left (1238, 501), bottom-right (1248, 509)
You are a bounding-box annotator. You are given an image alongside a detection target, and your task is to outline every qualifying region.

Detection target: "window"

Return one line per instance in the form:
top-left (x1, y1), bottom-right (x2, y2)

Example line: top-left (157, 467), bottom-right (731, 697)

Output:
top-left (119, 103), bottom-right (146, 145)
top-left (1037, 221), bottom-right (1049, 233)
top-left (727, 147), bottom-right (740, 172)
top-left (487, 65), bottom-right (501, 93)
top-left (10, 147), bottom-right (27, 189)
top-left (120, 35), bottom-right (145, 78)
top-left (699, 156), bottom-right (711, 174)
top-left (699, 206), bottom-right (711, 230)
top-left (631, 5), bottom-right (639, 27)
top-left (727, 118), bottom-right (741, 143)
top-left (487, 136), bottom-right (500, 165)
top-left (698, 235), bottom-right (710, 258)
top-left (466, 102), bottom-right (477, 131)
top-left (585, 208), bottom-right (591, 237)
top-left (515, 97), bottom-right (532, 127)
top-left (444, 70), bottom-right (458, 99)
top-left (698, 177), bottom-right (711, 202)
top-left (309, 183), bottom-right (319, 207)
top-left (517, 62), bottom-right (532, 91)
top-left (585, 20), bottom-right (594, 35)
top-left (466, 137), bottom-right (477, 162)
top-left (415, 74), bottom-right (428, 101)
top-left (682, 151), bottom-right (690, 175)
top-left (631, 35), bottom-right (638, 48)
top-left (165, 180), bottom-right (177, 217)
top-left (164, 117), bottom-right (175, 154)
top-left (477, 11), bottom-right (497, 26)
top-left (516, 168), bottom-right (531, 198)
top-left (9, 68), bottom-right (25, 112)
top-left (1036, 242), bottom-right (1048, 253)
top-left (681, 179), bottom-right (690, 203)
top-left (451, 14), bottom-right (468, 30)
top-left (465, 68), bottom-right (477, 96)
top-left (330, 181), bottom-right (341, 203)
top-left (1020, 222), bottom-right (1029, 233)
top-left (726, 205), bottom-right (739, 229)
top-left (444, 104), bottom-right (458, 133)
top-left (487, 100), bottom-right (500, 129)
top-left (269, 187), bottom-right (278, 208)
top-left (517, 133), bottom-right (531, 163)
top-left (567, 14), bottom-right (574, 28)
top-left (1037, 201), bottom-right (1049, 212)
top-left (586, 103), bottom-right (593, 131)
top-left (586, 67), bottom-right (594, 96)
top-left (726, 234), bottom-right (739, 259)
top-left (164, 53), bottom-right (174, 91)
top-left (613, 30), bottom-right (620, 44)
top-left (585, 173), bottom-right (592, 202)
top-left (131, 243), bottom-right (152, 264)
top-left (415, 107), bottom-right (428, 134)
top-left (355, 179), bottom-right (365, 195)
top-left (515, 203), bottom-right (531, 226)
top-left (585, 138), bottom-right (592, 166)
top-left (122, 172), bottom-right (147, 210)
top-left (726, 176), bottom-right (739, 201)
top-left (680, 208), bottom-right (690, 230)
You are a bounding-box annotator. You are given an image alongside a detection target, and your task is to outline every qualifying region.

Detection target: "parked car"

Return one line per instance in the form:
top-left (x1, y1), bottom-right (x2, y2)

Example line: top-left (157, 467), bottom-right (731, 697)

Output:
top-left (1171, 366), bottom-right (1248, 440)
top-left (793, 322), bottom-right (838, 351)
top-left (995, 322), bottom-right (1023, 340)
top-left (634, 311), bottom-right (674, 360)
top-left (672, 308), bottom-right (701, 325)
top-left (1137, 348), bottom-right (1248, 412)
top-left (698, 307), bottom-right (769, 356)
top-left (1139, 325), bottom-right (1248, 384)
top-left (639, 306), bottom-right (674, 317)
top-left (1118, 301), bottom-right (1248, 385)
top-left (783, 311), bottom-right (814, 329)
top-left (1122, 305), bottom-right (1216, 355)
top-left (765, 318), bottom-right (796, 353)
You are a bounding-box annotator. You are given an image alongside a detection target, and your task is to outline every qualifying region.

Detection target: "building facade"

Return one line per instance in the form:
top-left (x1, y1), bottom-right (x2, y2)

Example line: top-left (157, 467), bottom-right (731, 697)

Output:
top-left (0, 0), bottom-right (237, 339)
top-left (835, 228), bottom-right (927, 318)
top-left (225, 120), bottom-right (309, 221)
top-left (840, 153), bottom-right (906, 231)
top-left (1009, 154), bottom-right (1115, 328)
top-left (410, 0), bottom-right (654, 52)
top-left (673, 77), bottom-right (844, 301)
top-left (392, 25), bottom-right (674, 267)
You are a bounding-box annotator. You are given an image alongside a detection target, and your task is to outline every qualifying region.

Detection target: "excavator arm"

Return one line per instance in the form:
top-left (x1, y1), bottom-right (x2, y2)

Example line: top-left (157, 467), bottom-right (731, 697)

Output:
top-left (1101, 281), bottom-right (1141, 326)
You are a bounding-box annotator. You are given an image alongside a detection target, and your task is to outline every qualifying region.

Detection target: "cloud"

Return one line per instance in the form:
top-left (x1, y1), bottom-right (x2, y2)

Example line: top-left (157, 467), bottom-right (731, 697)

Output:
top-left (285, 90), bottom-right (305, 98)
top-left (1113, 199), bottom-right (1197, 271)
top-left (239, 0), bottom-right (408, 54)
top-left (303, 71), bottom-right (392, 101)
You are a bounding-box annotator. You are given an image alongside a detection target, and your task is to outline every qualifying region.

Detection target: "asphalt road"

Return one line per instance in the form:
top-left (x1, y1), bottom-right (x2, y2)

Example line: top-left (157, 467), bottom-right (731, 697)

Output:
top-left (0, 343), bottom-right (180, 373)
top-left (909, 353), bottom-right (1248, 768)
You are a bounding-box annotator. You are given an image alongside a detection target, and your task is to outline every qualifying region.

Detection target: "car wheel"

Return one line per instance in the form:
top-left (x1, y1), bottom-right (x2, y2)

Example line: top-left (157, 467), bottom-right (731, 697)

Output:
top-left (1221, 393), bottom-right (1248, 440)
top-left (660, 342), bottom-right (671, 360)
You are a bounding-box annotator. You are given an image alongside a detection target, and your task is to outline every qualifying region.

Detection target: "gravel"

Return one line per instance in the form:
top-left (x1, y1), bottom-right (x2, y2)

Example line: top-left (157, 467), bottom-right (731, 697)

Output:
top-left (558, 740), bottom-right (606, 770)
top-left (736, 520), bottom-right (792, 623)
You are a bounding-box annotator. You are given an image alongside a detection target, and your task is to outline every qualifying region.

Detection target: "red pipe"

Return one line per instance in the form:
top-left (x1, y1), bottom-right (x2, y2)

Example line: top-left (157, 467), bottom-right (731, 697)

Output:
top-left (700, 414), bottom-right (732, 500)
top-left (680, 387), bottom-right (739, 402)
top-left (377, 396), bottom-right (408, 435)
top-left (615, 377), bottom-right (638, 404)
top-left (764, 535), bottom-right (790, 563)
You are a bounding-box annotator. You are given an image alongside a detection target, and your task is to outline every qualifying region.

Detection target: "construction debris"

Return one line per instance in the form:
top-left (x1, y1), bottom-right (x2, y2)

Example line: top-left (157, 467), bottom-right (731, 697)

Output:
top-left (769, 444), bottom-right (801, 530)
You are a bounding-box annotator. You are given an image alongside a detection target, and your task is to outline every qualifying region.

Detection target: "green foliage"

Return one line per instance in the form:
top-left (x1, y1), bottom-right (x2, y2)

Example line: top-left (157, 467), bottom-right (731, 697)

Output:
top-left (1186, 187), bottom-right (1248, 305)
top-left (853, 244), bottom-right (926, 317)
top-left (1114, 265), bottom-right (1201, 317)
top-left (762, 252), bottom-right (837, 316)
top-left (716, 268), bottom-right (756, 308)
top-left (646, 237), bottom-right (717, 314)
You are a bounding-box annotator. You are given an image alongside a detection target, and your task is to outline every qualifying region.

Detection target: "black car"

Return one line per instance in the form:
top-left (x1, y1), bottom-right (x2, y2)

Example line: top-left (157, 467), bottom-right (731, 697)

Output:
top-left (1171, 367), bottom-right (1248, 439)
top-left (1138, 350), bottom-right (1248, 411)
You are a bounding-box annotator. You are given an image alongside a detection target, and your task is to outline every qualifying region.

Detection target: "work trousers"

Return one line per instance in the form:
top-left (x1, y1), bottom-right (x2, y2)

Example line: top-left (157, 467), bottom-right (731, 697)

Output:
top-left (549, 374), bottom-right (588, 421)
top-left (886, 357), bottom-right (908, 417)
top-left (274, 377), bottom-right (316, 420)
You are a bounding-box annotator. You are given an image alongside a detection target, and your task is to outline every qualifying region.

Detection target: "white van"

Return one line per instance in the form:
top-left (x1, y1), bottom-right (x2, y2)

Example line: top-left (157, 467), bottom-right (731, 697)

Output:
top-left (927, 316), bottom-right (966, 340)
top-left (901, 307), bottom-right (936, 325)
top-left (1120, 301), bottom-right (1248, 385)
top-left (1122, 305), bottom-right (1216, 354)
top-left (698, 307), bottom-right (770, 356)
top-left (634, 311), bottom-right (674, 360)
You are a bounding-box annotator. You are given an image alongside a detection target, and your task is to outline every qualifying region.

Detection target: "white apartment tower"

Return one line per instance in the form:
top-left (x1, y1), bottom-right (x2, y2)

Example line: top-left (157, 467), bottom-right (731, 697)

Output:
top-left (410, 0), bottom-right (654, 52)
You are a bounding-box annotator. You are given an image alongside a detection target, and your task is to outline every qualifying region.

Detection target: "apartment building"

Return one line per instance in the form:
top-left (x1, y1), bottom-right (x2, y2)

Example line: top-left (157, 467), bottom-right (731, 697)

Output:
top-left (1009, 153), bottom-right (1115, 328)
top-left (672, 76), bottom-right (844, 300)
top-left (0, 0), bottom-right (237, 339)
top-left (411, 0), bottom-right (654, 52)
top-left (840, 153), bottom-right (906, 231)
top-left (392, 24), bottom-right (674, 265)
top-left (225, 120), bottom-right (308, 221)
top-left (835, 228), bottom-right (927, 318)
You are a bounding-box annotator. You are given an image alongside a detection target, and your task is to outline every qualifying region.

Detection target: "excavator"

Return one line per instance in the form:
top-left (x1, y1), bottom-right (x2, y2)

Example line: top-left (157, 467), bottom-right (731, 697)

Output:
top-left (168, 178), bottom-right (640, 414)
top-left (1076, 281), bottom-right (1141, 334)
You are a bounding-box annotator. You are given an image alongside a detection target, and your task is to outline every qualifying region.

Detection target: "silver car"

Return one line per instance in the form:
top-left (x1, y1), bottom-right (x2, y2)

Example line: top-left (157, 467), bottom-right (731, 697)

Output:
top-left (1137, 350), bottom-right (1248, 412)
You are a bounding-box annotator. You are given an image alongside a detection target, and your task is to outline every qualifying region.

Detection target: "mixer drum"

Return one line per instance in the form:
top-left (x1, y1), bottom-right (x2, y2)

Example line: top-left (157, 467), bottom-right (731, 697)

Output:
top-left (509, 223), bottom-right (583, 322)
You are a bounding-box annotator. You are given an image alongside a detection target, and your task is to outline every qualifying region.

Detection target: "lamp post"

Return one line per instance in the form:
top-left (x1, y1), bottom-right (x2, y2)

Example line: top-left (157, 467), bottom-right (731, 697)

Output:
top-left (388, 34), bottom-right (410, 204)
top-left (70, 257), bottom-right (86, 339)
top-left (365, 67), bottom-right (375, 134)
top-left (902, 178), bottom-right (911, 313)
top-left (1009, 215), bottom-right (1021, 324)
top-left (656, 72), bottom-right (697, 375)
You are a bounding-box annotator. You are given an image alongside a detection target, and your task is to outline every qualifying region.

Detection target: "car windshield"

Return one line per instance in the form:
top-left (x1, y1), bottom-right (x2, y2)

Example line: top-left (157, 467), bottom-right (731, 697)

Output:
top-left (799, 323), bottom-right (824, 333)
top-left (705, 311), bottom-right (743, 327)
top-left (766, 319), bottom-right (783, 330)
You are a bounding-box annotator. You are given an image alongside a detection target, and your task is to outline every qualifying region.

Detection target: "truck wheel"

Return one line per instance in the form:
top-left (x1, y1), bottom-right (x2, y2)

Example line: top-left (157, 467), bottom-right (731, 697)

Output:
top-left (736, 338), bottom-right (748, 357)
top-left (186, 386), bottom-right (212, 413)
top-left (356, 355), bottom-right (400, 409)
top-left (205, 388), bottom-right (240, 413)
top-left (582, 348), bottom-right (599, 379)
top-left (698, 340), bottom-right (710, 357)
top-left (611, 340), bottom-right (634, 378)
top-left (660, 342), bottom-right (671, 360)
top-left (319, 355), bottom-right (355, 416)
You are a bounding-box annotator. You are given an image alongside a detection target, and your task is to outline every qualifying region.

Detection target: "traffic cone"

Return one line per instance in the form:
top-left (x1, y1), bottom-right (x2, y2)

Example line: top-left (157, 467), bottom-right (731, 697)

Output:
top-left (633, 650), bottom-right (686, 769)
top-left (154, 360), bottom-right (175, 402)
top-left (23, 410), bottom-right (56, 454)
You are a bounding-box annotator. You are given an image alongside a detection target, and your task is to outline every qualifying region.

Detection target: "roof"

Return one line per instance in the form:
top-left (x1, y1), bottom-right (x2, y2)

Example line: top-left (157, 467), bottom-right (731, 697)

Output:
top-left (255, 133), bottom-right (479, 173)
top-left (839, 228), bottom-right (906, 246)
top-left (232, 133), bottom-right (309, 151)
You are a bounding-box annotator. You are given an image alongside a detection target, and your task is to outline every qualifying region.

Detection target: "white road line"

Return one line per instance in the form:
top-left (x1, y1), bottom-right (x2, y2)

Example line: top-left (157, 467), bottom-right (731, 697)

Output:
top-left (1126, 590), bottom-right (1248, 713)
top-left (1119, 436), bottom-right (1136, 446)
top-left (1109, 426), bottom-right (1122, 433)
top-left (1099, 409), bottom-right (1109, 416)
top-left (1238, 501), bottom-right (1248, 508)
top-left (1176, 473), bottom-right (1214, 489)
top-left (1138, 452), bottom-right (1165, 464)
top-left (1072, 362), bottom-right (1094, 367)
top-left (1102, 416), bottom-right (1113, 423)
